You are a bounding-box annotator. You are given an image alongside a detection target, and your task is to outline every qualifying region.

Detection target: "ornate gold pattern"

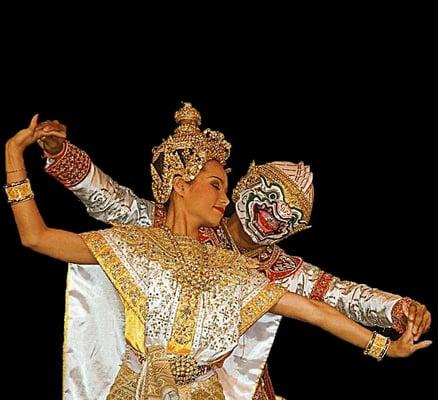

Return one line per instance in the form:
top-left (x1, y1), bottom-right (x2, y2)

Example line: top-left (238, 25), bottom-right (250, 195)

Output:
top-left (239, 283), bottom-right (286, 335)
top-left (143, 346), bottom-right (179, 397)
top-left (110, 225), bottom-right (253, 289)
top-left (232, 162), bottom-right (313, 223)
top-left (81, 224), bottom-right (282, 399)
top-left (178, 373), bottom-right (225, 400)
top-left (132, 345), bottom-right (212, 387)
top-left (168, 287), bottom-right (202, 354)
top-left (151, 102), bottom-right (231, 203)
top-left (107, 362), bottom-right (139, 399)
top-left (109, 348), bottom-right (220, 399)
top-left (168, 353), bottom-right (211, 385)
top-left (161, 226), bottom-right (218, 291)
top-left (110, 225), bottom-right (257, 354)
top-left (363, 332), bottom-right (390, 361)
top-left (4, 178), bottom-right (34, 204)
top-left (82, 225), bottom-right (274, 349)
top-left (79, 231), bottom-right (148, 324)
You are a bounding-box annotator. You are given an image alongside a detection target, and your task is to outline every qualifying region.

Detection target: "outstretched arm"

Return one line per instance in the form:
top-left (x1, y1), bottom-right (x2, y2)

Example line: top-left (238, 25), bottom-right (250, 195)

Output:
top-left (36, 122), bottom-right (155, 227)
top-left (270, 290), bottom-right (432, 359)
top-left (270, 248), bottom-right (431, 340)
top-left (5, 115), bottom-right (97, 265)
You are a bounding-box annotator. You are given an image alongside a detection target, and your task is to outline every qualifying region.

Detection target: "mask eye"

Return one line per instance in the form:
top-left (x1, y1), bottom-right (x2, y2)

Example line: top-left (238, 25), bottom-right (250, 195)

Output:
top-left (268, 192), bottom-right (278, 200)
top-left (288, 208), bottom-right (304, 226)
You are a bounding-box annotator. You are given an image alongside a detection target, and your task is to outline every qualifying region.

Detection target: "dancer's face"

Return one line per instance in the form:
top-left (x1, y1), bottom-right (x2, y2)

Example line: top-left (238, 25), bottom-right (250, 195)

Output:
top-left (235, 176), bottom-right (308, 245)
top-left (184, 160), bottom-right (230, 228)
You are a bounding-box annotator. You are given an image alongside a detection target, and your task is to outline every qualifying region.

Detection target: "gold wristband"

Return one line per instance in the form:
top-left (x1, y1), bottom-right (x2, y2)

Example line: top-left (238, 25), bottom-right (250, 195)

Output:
top-left (4, 178), bottom-right (34, 204)
top-left (363, 332), bottom-right (390, 361)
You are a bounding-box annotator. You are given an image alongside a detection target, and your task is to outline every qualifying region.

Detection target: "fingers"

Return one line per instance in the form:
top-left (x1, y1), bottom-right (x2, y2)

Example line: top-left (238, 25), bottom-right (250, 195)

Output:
top-left (424, 312), bottom-right (432, 333)
top-left (36, 120), bottom-right (67, 134)
top-left (402, 301), bottom-right (410, 317)
top-left (36, 129), bottom-right (67, 140)
top-left (36, 125), bottom-right (65, 134)
top-left (415, 310), bottom-right (432, 341)
top-left (40, 131), bottom-right (66, 139)
top-left (409, 303), bottom-right (419, 336)
top-left (28, 114), bottom-right (39, 130)
top-left (412, 340), bottom-right (433, 352)
top-left (35, 128), bottom-right (66, 138)
top-left (400, 316), bottom-right (414, 343)
top-left (42, 124), bottom-right (66, 132)
top-left (411, 303), bottom-right (426, 339)
top-left (34, 125), bottom-right (66, 141)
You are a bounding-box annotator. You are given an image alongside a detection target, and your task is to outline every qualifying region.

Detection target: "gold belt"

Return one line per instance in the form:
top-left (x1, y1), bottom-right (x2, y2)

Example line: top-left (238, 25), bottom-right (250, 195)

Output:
top-left (168, 353), bottom-right (211, 385)
top-left (135, 347), bottom-right (211, 385)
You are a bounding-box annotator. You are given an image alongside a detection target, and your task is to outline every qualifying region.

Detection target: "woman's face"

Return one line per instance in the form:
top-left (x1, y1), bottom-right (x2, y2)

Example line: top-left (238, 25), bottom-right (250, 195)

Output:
top-left (184, 160), bottom-right (230, 227)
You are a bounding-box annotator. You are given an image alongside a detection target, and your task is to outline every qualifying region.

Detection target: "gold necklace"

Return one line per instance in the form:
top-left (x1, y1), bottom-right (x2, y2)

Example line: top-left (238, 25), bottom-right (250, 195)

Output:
top-left (161, 227), bottom-right (217, 291)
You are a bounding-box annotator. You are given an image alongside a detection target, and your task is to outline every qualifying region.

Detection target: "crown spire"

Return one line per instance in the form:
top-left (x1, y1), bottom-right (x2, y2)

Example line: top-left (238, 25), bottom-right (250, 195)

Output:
top-left (151, 102), bottom-right (231, 203)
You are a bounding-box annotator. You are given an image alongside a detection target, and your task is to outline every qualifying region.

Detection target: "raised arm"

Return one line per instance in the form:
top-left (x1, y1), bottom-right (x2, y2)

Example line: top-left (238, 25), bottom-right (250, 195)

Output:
top-left (37, 122), bottom-right (155, 227)
top-left (270, 247), bottom-right (431, 339)
top-left (270, 290), bottom-right (432, 359)
top-left (5, 115), bottom-right (97, 265)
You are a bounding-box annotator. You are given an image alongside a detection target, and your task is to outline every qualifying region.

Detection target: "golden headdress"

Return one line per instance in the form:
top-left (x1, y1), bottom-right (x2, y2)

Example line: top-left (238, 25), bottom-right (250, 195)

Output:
top-left (151, 102), bottom-right (231, 203)
top-left (232, 161), bottom-right (314, 223)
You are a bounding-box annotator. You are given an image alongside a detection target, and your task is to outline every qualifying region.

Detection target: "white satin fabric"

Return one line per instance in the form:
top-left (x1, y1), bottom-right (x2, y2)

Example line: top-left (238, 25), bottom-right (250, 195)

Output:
top-left (217, 313), bottom-right (282, 400)
top-left (63, 264), bottom-right (125, 400)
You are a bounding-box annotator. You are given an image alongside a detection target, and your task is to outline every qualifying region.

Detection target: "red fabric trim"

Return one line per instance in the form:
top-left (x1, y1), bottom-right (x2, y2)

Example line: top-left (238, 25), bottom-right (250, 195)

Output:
top-left (199, 221), bottom-right (235, 250)
top-left (258, 246), bottom-right (302, 282)
top-left (199, 226), bottom-right (221, 246)
top-left (152, 203), bottom-right (167, 228)
top-left (391, 297), bottom-right (412, 334)
top-left (265, 254), bottom-right (303, 281)
top-left (45, 141), bottom-right (91, 188)
top-left (310, 272), bottom-right (334, 301)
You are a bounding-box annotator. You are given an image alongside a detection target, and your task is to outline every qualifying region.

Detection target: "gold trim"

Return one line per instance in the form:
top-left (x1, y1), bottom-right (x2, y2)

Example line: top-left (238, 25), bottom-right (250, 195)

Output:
top-left (239, 283), bottom-right (286, 335)
top-left (80, 231), bottom-right (148, 324)
top-left (168, 287), bottom-right (202, 354)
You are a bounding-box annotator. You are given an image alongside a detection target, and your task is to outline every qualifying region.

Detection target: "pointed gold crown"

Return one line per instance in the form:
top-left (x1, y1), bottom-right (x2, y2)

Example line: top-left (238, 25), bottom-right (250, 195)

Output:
top-left (151, 102), bottom-right (231, 203)
top-left (232, 161), bottom-right (314, 224)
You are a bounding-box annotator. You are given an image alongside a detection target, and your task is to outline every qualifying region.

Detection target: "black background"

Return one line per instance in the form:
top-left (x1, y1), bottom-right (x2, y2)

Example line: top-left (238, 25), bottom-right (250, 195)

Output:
top-left (1, 38), bottom-right (436, 398)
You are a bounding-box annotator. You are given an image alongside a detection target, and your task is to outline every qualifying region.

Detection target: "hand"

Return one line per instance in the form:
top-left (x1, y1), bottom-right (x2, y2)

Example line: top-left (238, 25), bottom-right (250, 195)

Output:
top-left (35, 120), bottom-right (67, 156)
top-left (403, 301), bottom-right (432, 342)
top-left (388, 318), bottom-right (432, 358)
top-left (7, 115), bottom-right (66, 154)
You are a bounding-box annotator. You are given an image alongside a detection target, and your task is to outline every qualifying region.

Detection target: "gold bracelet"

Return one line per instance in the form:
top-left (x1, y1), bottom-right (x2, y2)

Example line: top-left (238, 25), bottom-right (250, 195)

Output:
top-left (4, 178), bottom-right (34, 204)
top-left (363, 332), bottom-right (390, 361)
